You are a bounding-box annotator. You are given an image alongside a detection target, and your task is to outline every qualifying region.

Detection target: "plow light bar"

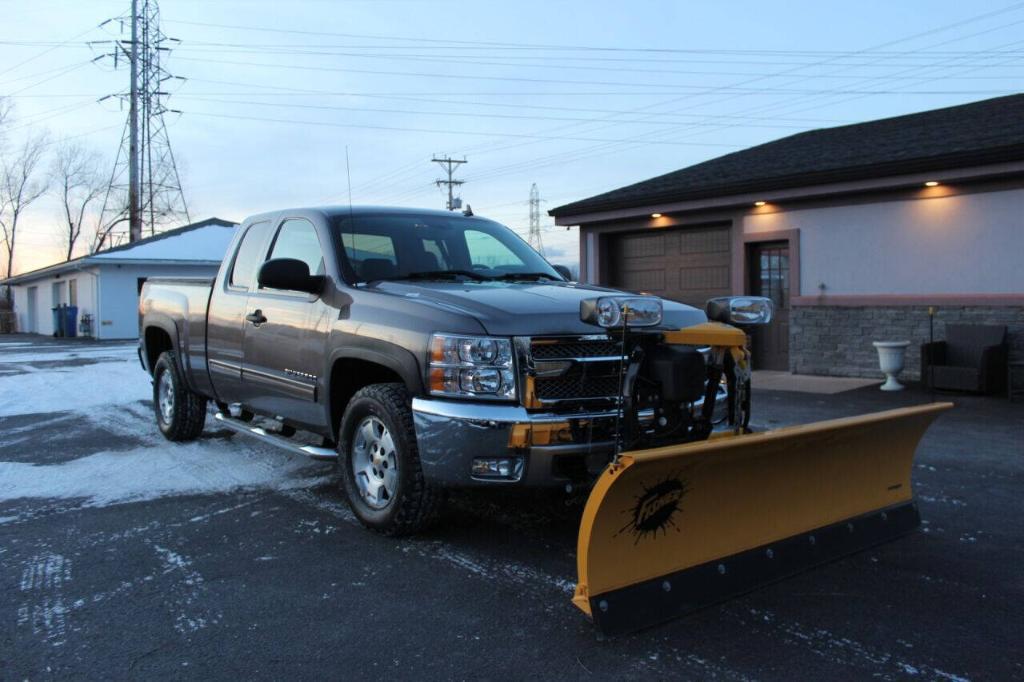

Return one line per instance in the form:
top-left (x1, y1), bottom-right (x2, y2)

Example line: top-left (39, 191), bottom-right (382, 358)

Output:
top-left (705, 296), bottom-right (774, 325)
top-left (581, 296), bottom-right (663, 328)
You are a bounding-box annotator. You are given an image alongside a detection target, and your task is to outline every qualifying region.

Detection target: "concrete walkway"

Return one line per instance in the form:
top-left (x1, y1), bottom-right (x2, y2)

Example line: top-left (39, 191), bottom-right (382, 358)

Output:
top-left (752, 370), bottom-right (882, 394)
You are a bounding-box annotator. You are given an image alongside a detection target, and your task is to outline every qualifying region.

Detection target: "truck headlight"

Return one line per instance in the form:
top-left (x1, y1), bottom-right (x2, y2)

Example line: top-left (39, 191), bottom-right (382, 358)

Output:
top-left (429, 334), bottom-right (516, 400)
top-left (580, 296), bottom-right (663, 328)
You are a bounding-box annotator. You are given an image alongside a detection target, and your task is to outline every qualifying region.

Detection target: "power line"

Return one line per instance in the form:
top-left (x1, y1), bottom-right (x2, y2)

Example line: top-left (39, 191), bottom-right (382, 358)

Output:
top-left (186, 111), bottom-right (743, 147)
top-left (460, 3), bottom-right (1024, 185)
top-left (176, 95), bottom-right (838, 130)
top-left (170, 55), bottom-right (1018, 95)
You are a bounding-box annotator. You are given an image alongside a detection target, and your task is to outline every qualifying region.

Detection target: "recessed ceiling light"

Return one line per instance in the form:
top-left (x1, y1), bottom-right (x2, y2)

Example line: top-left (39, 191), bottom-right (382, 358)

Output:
top-left (924, 181), bottom-right (940, 187)
top-left (754, 201), bottom-right (766, 207)
top-left (650, 213), bottom-right (662, 218)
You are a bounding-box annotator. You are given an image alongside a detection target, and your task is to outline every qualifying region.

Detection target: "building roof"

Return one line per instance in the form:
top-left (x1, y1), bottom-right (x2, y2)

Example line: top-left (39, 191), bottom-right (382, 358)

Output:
top-left (2, 217), bottom-right (238, 285)
top-left (550, 94), bottom-right (1024, 218)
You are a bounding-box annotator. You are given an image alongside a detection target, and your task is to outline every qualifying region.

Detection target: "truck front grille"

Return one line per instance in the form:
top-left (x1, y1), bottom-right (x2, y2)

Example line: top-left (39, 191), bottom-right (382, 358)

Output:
top-left (529, 337), bottom-right (625, 406)
top-left (531, 339), bottom-right (622, 360)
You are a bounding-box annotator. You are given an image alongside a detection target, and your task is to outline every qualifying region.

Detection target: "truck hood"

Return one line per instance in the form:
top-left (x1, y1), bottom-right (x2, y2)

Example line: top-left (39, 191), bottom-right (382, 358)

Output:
top-left (369, 280), bottom-right (707, 336)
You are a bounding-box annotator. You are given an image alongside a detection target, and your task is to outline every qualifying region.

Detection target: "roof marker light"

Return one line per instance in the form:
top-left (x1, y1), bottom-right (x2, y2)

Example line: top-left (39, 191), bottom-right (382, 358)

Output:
top-left (924, 181), bottom-right (940, 187)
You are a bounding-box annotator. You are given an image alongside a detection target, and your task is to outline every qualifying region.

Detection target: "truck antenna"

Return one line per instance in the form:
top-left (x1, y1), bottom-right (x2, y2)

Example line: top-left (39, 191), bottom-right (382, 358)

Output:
top-left (345, 145), bottom-right (359, 284)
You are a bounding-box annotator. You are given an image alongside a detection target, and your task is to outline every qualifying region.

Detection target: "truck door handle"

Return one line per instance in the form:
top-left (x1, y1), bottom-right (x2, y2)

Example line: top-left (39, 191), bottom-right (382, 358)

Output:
top-left (245, 310), bottom-right (267, 326)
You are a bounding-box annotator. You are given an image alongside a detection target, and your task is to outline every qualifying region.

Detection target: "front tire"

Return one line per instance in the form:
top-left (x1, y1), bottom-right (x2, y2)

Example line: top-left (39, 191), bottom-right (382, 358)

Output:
top-left (337, 383), bottom-right (441, 536)
top-left (153, 350), bottom-right (207, 442)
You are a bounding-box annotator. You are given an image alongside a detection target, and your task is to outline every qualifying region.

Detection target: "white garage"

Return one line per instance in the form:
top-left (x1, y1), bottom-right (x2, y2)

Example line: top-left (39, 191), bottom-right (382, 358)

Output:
top-left (3, 218), bottom-right (237, 340)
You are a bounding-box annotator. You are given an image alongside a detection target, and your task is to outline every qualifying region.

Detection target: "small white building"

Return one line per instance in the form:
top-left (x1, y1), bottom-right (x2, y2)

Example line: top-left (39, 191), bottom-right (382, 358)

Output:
top-left (3, 218), bottom-right (237, 340)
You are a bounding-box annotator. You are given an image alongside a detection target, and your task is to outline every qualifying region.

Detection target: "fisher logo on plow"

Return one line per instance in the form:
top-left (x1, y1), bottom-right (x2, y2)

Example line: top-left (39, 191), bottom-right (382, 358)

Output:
top-left (618, 476), bottom-right (689, 543)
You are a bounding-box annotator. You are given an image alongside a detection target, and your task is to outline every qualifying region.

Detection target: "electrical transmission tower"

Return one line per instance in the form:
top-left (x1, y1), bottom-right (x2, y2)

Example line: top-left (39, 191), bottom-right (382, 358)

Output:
top-left (96, 0), bottom-right (189, 246)
top-left (528, 183), bottom-right (544, 255)
top-left (432, 155), bottom-right (466, 211)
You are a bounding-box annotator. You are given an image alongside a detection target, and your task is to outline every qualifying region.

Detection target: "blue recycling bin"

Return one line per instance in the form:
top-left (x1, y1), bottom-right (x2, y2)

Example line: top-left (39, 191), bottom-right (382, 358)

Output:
top-left (51, 307), bottom-right (62, 337)
top-left (64, 305), bottom-right (78, 338)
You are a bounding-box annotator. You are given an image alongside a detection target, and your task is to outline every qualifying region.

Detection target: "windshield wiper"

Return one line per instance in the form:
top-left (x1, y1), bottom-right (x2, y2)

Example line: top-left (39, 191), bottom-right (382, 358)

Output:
top-left (391, 269), bottom-right (491, 282)
top-left (494, 272), bottom-right (559, 282)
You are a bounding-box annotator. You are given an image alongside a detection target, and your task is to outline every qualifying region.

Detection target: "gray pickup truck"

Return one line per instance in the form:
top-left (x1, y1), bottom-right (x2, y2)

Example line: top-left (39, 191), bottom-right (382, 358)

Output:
top-left (140, 206), bottom-right (725, 535)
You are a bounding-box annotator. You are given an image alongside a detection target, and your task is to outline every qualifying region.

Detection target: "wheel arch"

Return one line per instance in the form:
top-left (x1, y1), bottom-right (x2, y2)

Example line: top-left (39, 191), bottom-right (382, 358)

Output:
top-left (143, 322), bottom-right (177, 375)
top-left (325, 346), bottom-right (422, 441)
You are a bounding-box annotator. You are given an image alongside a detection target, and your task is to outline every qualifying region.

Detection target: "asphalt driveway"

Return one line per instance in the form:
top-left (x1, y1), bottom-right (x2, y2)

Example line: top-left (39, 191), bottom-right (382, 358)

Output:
top-left (1, 335), bottom-right (1021, 680)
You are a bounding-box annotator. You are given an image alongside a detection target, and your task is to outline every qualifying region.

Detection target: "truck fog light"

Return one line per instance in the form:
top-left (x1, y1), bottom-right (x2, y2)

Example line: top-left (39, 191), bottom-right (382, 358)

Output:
top-left (471, 457), bottom-right (523, 480)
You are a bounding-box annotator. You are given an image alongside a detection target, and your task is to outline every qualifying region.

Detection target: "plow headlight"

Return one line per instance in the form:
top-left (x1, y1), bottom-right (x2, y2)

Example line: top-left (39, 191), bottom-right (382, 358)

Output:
top-left (429, 334), bottom-right (516, 400)
top-left (581, 296), bottom-right (663, 328)
top-left (705, 296), bottom-right (774, 325)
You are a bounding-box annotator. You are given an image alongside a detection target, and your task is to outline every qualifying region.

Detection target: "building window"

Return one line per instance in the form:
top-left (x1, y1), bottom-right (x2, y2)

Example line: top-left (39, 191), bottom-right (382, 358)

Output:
top-left (68, 279), bottom-right (78, 307)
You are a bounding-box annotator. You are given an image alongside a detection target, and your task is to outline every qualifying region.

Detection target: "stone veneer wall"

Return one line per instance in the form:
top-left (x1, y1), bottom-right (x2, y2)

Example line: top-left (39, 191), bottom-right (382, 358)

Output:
top-left (790, 305), bottom-right (1024, 381)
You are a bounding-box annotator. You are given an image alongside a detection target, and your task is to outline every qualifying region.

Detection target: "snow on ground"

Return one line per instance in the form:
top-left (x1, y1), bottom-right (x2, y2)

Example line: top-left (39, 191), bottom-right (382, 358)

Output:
top-left (0, 345), bottom-right (137, 364)
top-left (0, 360), bottom-right (151, 417)
top-left (0, 439), bottom-right (325, 508)
top-left (0, 341), bottom-right (331, 510)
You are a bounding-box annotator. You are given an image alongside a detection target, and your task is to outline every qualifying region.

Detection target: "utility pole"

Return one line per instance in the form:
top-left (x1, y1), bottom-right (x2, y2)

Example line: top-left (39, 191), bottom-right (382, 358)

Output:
top-left (432, 155), bottom-right (466, 211)
top-left (127, 0), bottom-right (140, 242)
top-left (96, 0), bottom-right (189, 248)
top-left (528, 183), bottom-right (544, 255)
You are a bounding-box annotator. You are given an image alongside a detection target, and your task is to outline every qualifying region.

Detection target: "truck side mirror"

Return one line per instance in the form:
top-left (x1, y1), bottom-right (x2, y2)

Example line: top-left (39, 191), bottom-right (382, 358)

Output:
top-left (552, 264), bottom-right (573, 281)
top-left (258, 258), bottom-right (323, 294)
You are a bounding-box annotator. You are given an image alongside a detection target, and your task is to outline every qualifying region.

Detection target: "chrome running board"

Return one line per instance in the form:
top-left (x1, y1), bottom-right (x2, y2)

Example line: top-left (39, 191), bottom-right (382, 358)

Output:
top-left (213, 412), bottom-right (337, 460)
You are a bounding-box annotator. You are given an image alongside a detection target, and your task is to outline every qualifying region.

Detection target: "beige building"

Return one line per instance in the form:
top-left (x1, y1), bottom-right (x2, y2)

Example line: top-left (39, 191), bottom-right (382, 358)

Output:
top-left (551, 95), bottom-right (1023, 379)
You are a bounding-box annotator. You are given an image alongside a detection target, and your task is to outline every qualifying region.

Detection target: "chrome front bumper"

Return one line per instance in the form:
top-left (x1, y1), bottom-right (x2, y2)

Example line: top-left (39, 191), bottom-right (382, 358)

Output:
top-left (411, 383), bottom-right (727, 487)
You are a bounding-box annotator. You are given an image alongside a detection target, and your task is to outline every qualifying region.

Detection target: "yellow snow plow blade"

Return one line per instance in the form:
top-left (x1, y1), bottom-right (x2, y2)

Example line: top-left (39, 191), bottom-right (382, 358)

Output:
top-left (573, 402), bottom-right (952, 635)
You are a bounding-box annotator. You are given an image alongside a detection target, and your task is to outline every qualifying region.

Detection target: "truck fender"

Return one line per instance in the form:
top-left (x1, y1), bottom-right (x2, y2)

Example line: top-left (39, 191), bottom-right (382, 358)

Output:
top-left (323, 342), bottom-right (425, 432)
top-left (142, 311), bottom-right (201, 395)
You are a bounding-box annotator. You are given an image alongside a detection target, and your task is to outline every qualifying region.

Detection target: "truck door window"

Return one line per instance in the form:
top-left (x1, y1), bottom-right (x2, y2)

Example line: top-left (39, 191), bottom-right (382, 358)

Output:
top-left (342, 233), bottom-right (397, 279)
top-left (230, 221), bottom-right (270, 289)
top-left (465, 230), bottom-right (526, 271)
top-left (268, 219), bottom-right (325, 276)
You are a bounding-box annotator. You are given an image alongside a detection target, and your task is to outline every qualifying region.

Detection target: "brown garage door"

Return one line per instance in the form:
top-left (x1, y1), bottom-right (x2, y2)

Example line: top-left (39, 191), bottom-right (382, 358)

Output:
top-left (607, 225), bottom-right (731, 307)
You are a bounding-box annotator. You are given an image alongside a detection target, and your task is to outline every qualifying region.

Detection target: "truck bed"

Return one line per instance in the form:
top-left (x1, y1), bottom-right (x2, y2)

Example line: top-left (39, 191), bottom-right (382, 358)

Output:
top-left (140, 277), bottom-right (216, 398)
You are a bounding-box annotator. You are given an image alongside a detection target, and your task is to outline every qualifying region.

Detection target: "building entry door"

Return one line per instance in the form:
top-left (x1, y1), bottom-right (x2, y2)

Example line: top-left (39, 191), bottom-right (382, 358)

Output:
top-left (748, 241), bottom-right (790, 371)
top-left (26, 286), bottom-right (38, 333)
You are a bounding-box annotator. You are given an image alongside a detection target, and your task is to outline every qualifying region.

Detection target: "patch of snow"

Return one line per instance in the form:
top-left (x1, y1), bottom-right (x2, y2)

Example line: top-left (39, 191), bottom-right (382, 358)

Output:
top-left (0, 359), bottom-right (150, 417)
top-left (18, 553), bottom-right (72, 647)
top-left (0, 442), bottom-right (327, 509)
top-left (0, 345), bottom-right (137, 364)
top-left (152, 544), bottom-right (218, 634)
top-left (90, 222), bottom-right (236, 261)
top-left (918, 494), bottom-right (966, 508)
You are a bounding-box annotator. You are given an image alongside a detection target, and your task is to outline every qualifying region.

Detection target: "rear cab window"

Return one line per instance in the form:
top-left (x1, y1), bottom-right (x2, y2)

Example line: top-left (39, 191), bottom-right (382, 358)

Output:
top-left (229, 221), bottom-right (271, 290)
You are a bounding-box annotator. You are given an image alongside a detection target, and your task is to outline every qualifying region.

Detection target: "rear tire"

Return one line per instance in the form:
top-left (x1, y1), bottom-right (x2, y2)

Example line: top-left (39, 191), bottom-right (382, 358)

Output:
top-left (153, 350), bottom-right (207, 442)
top-left (337, 383), bottom-right (441, 536)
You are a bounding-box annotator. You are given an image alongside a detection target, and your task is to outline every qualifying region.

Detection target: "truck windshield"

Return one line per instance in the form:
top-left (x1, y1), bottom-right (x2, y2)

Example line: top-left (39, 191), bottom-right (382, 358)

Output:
top-left (333, 213), bottom-right (562, 283)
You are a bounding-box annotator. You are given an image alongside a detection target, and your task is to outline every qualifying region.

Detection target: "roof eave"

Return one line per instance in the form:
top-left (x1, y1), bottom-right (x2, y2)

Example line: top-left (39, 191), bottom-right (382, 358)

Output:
top-left (552, 157), bottom-right (1024, 226)
top-left (551, 145), bottom-right (1024, 219)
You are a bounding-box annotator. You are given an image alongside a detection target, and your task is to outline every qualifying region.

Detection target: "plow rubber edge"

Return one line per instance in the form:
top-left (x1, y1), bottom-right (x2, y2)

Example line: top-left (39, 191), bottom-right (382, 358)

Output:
top-left (573, 402), bottom-right (953, 635)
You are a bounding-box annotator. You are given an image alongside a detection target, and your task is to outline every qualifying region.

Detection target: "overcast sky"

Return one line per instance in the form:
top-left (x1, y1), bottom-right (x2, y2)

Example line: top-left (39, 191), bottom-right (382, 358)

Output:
top-left (2, 0), bottom-right (1022, 273)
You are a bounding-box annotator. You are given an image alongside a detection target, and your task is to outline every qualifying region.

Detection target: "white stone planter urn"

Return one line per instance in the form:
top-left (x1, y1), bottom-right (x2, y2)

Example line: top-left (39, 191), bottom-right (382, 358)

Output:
top-left (873, 340), bottom-right (912, 391)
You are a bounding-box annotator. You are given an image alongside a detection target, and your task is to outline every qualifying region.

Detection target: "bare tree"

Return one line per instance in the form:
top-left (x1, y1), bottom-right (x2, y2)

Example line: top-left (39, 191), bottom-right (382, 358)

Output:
top-left (0, 130), bottom-right (49, 298)
top-left (51, 141), bottom-right (104, 261)
top-left (0, 97), bottom-right (10, 142)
